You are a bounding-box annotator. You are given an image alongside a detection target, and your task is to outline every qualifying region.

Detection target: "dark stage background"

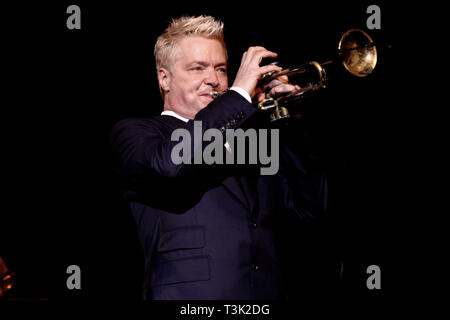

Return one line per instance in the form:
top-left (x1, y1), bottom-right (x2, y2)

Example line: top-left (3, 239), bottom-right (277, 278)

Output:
top-left (1, 0), bottom-right (404, 304)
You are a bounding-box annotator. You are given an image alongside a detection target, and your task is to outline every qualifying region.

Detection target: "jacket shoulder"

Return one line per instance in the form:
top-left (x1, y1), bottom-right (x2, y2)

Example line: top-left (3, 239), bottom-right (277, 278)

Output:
top-left (111, 117), bottom-right (159, 131)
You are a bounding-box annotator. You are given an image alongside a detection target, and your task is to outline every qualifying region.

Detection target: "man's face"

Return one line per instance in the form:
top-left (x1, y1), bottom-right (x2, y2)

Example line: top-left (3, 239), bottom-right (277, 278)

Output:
top-left (159, 36), bottom-right (228, 119)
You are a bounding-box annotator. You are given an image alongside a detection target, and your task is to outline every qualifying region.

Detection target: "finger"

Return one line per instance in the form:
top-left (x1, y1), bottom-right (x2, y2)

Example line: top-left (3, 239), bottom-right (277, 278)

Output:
top-left (257, 92), bottom-right (266, 102)
top-left (276, 75), bottom-right (289, 84)
top-left (241, 47), bottom-right (264, 64)
top-left (269, 84), bottom-right (298, 96)
top-left (246, 46), bottom-right (270, 55)
top-left (256, 50), bottom-right (278, 65)
top-left (258, 64), bottom-right (282, 77)
top-left (245, 47), bottom-right (278, 64)
top-left (266, 79), bottom-right (283, 89)
top-left (241, 50), bottom-right (248, 63)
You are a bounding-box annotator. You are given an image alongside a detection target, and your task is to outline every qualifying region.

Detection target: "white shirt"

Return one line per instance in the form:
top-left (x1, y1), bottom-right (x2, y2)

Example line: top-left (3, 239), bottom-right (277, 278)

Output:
top-left (160, 86), bottom-right (251, 121)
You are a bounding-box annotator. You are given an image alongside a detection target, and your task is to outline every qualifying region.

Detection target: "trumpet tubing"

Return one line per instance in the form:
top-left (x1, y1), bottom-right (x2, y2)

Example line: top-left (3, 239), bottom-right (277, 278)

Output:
top-left (261, 28), bottom-right (377, 121)
top-left (210, 29), bottom-right (377, 122)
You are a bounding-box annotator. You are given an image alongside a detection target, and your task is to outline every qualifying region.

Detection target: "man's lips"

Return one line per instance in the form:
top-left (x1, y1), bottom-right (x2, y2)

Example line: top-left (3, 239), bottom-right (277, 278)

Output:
top-left (199, 93), bottom-right (214, 99)
top-left (198, 88), bottom-right (218, 96)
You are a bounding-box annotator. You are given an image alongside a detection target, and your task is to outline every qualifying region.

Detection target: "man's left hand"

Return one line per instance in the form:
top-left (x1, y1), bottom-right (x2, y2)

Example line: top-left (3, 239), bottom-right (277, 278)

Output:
top-left (255, 75), bottom-right (300, 102)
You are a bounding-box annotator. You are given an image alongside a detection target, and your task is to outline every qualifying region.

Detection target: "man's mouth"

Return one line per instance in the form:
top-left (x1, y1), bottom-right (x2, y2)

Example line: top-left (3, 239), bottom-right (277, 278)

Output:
top-left (198, 87), bottom-right (218, 96)
top-left (199, 93), bottom-right (214, 99)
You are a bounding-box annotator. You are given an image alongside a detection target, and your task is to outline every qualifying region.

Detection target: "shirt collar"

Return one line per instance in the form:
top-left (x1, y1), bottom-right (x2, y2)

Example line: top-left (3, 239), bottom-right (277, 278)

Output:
top-left (160, 110), bottom-right (189, 123)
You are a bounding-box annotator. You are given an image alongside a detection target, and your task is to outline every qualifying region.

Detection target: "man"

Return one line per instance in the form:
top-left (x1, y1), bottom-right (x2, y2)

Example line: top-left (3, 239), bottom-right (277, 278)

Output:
top-left (110, 15), bottom-right (327, 299)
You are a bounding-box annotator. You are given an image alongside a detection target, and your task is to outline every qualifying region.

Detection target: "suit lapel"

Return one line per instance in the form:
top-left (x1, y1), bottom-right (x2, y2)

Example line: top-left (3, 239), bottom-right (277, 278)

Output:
top-left (238, 175), bottom-right (258, 215)
top-left (157, 114), bottom-right (258, 212)
top-left (221, 174), bottom-right (258, 214)
top-left (221, 176), bottom-right (250, 211)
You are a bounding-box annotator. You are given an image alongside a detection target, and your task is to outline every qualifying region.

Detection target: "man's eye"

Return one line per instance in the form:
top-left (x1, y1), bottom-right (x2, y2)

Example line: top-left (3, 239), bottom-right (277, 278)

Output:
top-left (217, 68), bottom-right (227, 73)
top-left (191, 66), bottom-right (203, 71)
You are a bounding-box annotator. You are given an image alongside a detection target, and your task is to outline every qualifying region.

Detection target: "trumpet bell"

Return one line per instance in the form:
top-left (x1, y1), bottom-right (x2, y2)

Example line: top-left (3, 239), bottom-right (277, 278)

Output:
top-left (211, 28), bottom-right (378, 122)
top-left (338, 29), bottom-right (377, 77)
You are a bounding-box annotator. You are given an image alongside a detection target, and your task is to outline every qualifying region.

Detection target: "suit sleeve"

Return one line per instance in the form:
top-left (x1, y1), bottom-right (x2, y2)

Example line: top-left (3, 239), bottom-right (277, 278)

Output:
top-left (277, 142), bottom-right (328, 219)
top-left (109, 90), bottom-right (257, 181)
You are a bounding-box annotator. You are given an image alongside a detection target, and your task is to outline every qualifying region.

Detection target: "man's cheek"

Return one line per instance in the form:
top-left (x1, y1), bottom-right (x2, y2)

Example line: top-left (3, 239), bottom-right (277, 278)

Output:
top-left (221, 77), bottom-right (228, 89)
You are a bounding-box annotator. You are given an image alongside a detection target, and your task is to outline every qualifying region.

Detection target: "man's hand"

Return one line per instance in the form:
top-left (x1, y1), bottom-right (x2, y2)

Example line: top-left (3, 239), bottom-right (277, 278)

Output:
top-left (232, 47), bottom-right (300, 103)
top-left (255, 75), bottom-right (301, 102)
top-left (232, 47), bottom-right (282, 99)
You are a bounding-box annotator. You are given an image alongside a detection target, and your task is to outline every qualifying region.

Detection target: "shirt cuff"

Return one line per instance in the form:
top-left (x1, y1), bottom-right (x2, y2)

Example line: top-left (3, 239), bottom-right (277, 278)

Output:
top-left (229, 86), bottom-right (252, 103)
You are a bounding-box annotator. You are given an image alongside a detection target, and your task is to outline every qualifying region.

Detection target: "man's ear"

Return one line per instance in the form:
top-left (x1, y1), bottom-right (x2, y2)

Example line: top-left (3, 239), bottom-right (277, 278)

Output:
top-left (157, 67), bottom-right (171, 93)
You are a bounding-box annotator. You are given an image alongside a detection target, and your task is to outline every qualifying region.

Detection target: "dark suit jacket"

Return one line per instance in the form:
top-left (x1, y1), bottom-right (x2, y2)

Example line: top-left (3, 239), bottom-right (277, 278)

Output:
top-left (109, 90), bottom-right (327, 299)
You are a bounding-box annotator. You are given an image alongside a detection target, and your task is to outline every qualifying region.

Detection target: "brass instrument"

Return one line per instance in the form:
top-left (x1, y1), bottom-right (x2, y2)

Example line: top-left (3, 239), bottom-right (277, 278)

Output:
top-left (211, 28), bottom-right (377, 122)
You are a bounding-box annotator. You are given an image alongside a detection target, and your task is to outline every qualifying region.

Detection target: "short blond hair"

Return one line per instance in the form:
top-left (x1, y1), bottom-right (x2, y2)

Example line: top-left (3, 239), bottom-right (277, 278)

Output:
top-left (154, 15), bottom-right (226, 72)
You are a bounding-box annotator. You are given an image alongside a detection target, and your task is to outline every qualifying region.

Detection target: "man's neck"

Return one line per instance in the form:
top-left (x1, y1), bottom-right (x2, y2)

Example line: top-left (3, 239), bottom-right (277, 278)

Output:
top-left (161, 109), bottom-right (190, 122)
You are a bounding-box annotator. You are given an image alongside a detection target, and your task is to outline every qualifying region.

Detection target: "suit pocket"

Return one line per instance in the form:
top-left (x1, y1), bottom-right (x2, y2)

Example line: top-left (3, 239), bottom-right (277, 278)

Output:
top-left (151, 255), bottom-right (210, 286)
top-left (153, 226), bottom-right (209, 286)
top-left (157, 225), bottom-right (205, 253)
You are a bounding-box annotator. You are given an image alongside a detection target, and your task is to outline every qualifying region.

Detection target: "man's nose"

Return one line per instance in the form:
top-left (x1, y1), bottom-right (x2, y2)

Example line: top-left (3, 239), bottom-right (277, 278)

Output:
top-left (205, 68), bottom-right (219, 88)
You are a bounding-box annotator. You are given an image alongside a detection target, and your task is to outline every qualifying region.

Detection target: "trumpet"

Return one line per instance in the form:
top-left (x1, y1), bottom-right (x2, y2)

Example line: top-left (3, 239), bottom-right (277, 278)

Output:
top-left (211, 28), bottom-right (377, 122)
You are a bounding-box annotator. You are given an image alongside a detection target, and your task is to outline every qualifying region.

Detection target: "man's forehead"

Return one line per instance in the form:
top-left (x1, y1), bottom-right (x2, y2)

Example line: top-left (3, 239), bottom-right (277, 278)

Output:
top-left (173, 36), bottom-right (227, 62)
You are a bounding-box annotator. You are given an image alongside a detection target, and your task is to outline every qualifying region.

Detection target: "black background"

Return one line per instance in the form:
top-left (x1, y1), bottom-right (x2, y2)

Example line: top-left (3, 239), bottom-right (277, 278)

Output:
top-left (1, 0), bottom-right (407, 306)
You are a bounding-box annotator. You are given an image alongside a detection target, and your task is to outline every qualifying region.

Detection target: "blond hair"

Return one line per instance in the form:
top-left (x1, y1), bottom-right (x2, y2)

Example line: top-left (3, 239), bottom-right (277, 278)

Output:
top-left (154, 15), bottom-right (226, 72)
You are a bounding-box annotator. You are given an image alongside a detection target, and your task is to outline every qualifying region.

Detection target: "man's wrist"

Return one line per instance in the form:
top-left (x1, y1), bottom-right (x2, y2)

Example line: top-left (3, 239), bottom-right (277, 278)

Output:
top-left (229, 86), bottom-right (252, 103)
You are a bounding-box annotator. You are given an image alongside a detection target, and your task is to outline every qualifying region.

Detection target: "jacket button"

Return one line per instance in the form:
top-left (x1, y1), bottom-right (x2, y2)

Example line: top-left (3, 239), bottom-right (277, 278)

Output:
top-left (251, 222), bottom-right (257, 229)
top-left (251, 264), bottom-right (259, 271)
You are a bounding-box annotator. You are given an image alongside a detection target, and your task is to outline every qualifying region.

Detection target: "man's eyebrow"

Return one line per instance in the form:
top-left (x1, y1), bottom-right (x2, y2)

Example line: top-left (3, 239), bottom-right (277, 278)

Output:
top-left (187, 61), bottom-right (227, 67)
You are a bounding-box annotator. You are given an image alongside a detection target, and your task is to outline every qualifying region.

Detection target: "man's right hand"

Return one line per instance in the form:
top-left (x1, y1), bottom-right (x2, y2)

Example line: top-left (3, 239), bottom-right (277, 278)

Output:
top-left (232, 47), bottom-right (282, 99)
